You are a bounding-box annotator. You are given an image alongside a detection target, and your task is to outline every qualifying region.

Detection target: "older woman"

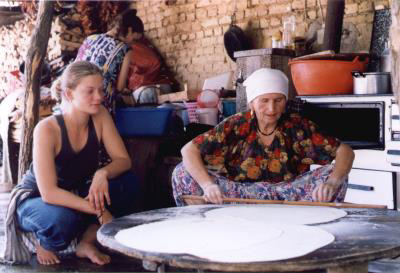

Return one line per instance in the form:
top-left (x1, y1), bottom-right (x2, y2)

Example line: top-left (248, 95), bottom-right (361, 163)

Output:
top-left (172, 68), bottom-right (354, 206)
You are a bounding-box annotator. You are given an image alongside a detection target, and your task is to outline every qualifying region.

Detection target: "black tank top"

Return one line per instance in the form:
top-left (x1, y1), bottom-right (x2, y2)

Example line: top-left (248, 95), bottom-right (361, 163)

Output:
top-left (20, 114), bottom-right (100, 194)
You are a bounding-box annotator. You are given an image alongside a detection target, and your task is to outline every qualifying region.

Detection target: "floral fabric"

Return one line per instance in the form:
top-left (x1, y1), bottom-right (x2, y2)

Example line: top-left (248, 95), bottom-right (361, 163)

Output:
top-left (76, 34), bottom-right (130, 115)
top-left (192, 110), bottom-right (341, 183)
top-left (172, 162), bottom-right (347, 206)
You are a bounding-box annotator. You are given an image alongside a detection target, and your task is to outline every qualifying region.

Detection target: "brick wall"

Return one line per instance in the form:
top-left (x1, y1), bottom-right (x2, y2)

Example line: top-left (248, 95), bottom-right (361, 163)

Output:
top-left (0, 0), bottom-right (391, 97)
top-left (134, 0), bottom-right (390, 90)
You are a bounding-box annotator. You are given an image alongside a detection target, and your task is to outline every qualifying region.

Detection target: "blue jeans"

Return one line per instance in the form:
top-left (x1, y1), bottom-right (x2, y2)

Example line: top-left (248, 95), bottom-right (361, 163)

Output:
top-left (16, 171), bottom-right (140, 252)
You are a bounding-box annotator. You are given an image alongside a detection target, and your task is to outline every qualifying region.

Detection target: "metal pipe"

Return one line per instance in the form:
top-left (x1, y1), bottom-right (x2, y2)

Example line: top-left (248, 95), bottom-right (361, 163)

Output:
top-left (322, 0), bottom-right (345, 53)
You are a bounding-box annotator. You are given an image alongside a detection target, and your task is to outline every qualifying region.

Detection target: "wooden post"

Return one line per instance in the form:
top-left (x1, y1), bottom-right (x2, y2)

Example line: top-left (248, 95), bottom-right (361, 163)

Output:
top-left (322, 0), bottom-right (345, 53)
top-left (391, 0), bottom-right (400, 103)
top-left (18, 1), bottom-right (54, 181)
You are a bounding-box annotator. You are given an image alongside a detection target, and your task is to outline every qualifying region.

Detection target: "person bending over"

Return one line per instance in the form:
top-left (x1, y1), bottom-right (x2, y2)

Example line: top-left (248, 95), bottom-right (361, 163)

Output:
top-left (76, 9), bottom-right (144, 115)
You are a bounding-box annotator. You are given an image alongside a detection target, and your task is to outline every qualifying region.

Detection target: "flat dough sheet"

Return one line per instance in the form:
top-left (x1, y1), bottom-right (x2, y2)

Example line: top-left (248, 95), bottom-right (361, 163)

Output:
top-left (114, 204), bottom-right (345, 263)
top-left (205, 204), bottom-right (347, 225)
top-left (115, 217), bottom-right (282, 255)
top-left (193, 223), bottom-right (334, 263)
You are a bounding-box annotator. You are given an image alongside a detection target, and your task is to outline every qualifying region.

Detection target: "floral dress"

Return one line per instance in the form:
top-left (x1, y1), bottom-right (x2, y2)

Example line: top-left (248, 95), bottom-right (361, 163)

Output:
top-left (76, 34), bottom-right (130, 115)
top-left (172, 111), bottom-right (347, 206)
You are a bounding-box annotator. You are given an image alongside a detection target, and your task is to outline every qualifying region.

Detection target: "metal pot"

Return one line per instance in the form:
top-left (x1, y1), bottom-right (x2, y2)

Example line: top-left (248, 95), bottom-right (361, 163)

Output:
top-left (223, 24), bottom-right (252, 61)
top-left (352, 71), bottom-right (392, 95)
top-left (380, 53), bottom-right (391, 72)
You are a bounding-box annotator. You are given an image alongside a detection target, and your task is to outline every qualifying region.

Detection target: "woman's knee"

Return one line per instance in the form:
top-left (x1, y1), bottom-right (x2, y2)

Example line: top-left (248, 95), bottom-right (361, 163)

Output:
top-left (314, 164), bottom-right (335, 177)
top-left (171, 162), bottom-right (185, 184)
top-left (17, 198), bottom-right (82, 251)
top-left (18, 198), bottom-right (79, 230)
top-left (171, 162), bottom-right (198, 206)
top-left (171, 162), bottom-right (198, 191)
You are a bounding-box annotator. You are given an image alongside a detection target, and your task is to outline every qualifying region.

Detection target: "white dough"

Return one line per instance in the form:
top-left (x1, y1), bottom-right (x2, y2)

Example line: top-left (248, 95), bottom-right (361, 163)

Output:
top-left (195, 224), bottom-right (334, 263)
top-left (115, 217), bottom-right (283, 254)
top-left (205, 205), bottom-right (347, 225)
top-left (115, 205), bottom-right (345, 263)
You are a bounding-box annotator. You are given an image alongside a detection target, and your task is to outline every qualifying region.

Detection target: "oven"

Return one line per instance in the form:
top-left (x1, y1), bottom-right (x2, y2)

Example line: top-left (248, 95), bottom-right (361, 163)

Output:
top-left (300, 94), bottom-right (399, 209)
top-left (302, 101), bottom-right (384, 150)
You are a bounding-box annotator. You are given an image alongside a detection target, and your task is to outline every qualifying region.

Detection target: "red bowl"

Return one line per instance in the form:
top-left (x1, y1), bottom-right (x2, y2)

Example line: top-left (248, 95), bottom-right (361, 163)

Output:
top-left (288, 56), bottom-right (369, 95)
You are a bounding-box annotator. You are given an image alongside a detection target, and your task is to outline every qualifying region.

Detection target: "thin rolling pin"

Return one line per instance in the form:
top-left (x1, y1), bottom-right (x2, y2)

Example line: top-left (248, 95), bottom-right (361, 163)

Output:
top-left (181, 195), bottom-right (387, 209)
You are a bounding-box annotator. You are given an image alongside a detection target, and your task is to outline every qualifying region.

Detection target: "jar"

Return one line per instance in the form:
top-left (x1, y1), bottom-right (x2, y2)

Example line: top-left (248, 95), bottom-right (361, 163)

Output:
top-left (294, 36), bottom-right (306, 56)
top-left (272, 31), bottom-right (283, 48)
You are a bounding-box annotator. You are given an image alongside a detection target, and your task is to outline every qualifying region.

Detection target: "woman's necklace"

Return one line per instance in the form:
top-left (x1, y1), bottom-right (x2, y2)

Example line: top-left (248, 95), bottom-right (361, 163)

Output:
top-left (256, 123), bottom-right (277, 136)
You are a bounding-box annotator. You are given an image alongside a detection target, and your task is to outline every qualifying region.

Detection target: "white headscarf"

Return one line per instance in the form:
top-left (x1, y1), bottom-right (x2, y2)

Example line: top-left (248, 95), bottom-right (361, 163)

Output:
top-left (243, 68), bottom-right (289, 103)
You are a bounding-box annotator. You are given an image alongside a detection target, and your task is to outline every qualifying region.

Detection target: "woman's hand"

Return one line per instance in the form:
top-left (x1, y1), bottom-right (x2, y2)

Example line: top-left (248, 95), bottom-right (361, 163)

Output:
top-left (97, 209), bottom-right (113, 225)
top-left (87, 169), bottom-right (111, 212)
top-left (202, 183), bottom-right (224, 204)
top-left (312, 178), bottom-right (342, 202)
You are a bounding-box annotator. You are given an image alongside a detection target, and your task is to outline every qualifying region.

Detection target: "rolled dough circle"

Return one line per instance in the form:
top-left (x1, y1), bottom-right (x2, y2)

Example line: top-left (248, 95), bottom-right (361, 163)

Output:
top-left (115, 217), bottom-right (283, 255)
top-left (115, 205), bottom-right (344, 263)
top-left (194, 224), bottom-right (334, 263)
top-left (205, 204), bottom-right (347, 225)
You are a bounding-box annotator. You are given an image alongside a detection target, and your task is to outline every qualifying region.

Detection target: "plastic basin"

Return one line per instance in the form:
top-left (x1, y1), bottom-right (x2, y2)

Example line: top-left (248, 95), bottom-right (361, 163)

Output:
top-left (115, 107), bottom-right (172, 136)
top-left (288, 56), bottom-right (368, 95)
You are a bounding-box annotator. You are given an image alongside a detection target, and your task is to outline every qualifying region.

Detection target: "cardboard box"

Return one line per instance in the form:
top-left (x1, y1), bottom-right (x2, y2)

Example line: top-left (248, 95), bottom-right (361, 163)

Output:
top-left (157, 84), bottom-right (200, 103)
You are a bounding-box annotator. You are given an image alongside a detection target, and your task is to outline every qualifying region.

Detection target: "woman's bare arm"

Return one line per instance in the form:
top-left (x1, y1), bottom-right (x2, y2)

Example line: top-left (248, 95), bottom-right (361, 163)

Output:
top-left (313, 143), bottom-right (355, 202)
top-left (96, 106), bottom-right (131, 178)
top-left (87, 107), bottom-right (131, 211)
top-left (116, 50), bottom-right (133, 92)
top-left (328, 143), bottom-right (355, 183)
top-left (181, 141), bottom-right (223, 204)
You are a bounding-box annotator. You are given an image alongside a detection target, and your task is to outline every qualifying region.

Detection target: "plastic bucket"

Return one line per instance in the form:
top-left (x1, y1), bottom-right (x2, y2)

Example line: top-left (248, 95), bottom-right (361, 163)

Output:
top-left (183, 101), bottom-right (199, 123)
top-left (196, 108), bottom-right (218, 126)
top-left (222, 100), bottom-right (236, 117)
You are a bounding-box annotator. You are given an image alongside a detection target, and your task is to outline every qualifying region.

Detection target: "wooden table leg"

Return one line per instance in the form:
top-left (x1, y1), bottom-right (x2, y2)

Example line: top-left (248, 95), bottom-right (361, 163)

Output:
top-left (157, 263), bottom-right (166, 273)
top-left (142, 260), bottom-right (158, 271)
top-left (142, 260), bottom-right (166, 273)
top-left (327, 262), bottom-right (368, 273)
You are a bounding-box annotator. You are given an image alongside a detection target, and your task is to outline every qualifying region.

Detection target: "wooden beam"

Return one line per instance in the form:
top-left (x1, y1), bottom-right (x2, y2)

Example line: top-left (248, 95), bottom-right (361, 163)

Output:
top-left (322, 0), bottom-right (345, 53)
top-left (391, 0), bottom-right (400, 103)
top-left (18, 1), bottom-right (54, 181)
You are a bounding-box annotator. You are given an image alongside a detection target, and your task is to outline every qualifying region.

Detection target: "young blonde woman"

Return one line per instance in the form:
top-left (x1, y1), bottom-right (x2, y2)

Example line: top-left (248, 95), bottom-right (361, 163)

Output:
top-left (2, 61), bottom-right (139, 266)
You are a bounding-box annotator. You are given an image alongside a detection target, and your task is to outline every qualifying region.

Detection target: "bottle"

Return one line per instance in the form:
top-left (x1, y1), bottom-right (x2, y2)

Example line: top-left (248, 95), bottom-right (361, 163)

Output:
top-left (272, 31), bottom-right (283, 48)
top-left (282, 16), bottom-right (295, 49)
top-left (294, 36), bottom-right (306, 56)
top-left (380, 41), bottom-right (391, 72)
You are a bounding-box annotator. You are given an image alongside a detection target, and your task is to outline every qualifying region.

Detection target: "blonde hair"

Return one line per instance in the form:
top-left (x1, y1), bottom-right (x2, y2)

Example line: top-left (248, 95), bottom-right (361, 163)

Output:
top-left (51, 61), bottom-right (103, 102)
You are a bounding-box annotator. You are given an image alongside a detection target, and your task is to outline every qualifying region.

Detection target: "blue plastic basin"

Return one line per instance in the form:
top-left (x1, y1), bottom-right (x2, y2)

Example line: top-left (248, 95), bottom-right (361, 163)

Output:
top-left (115, 107), bottom-right (173, 136)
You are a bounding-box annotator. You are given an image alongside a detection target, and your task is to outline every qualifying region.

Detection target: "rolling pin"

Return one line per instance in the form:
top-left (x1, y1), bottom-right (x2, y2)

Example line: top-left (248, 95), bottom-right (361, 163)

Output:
top-left (181, 195), bottom-right (387, 209)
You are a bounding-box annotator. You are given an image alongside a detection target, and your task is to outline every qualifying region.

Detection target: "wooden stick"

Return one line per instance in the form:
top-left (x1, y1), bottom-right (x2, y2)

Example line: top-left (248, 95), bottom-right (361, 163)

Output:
top-left (181, 195), bottom-right (387, 209)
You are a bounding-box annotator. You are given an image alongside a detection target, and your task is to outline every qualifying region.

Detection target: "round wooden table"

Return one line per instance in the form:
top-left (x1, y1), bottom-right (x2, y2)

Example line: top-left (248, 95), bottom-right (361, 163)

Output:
top-left (97, 205), bottom-right (400, 273)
